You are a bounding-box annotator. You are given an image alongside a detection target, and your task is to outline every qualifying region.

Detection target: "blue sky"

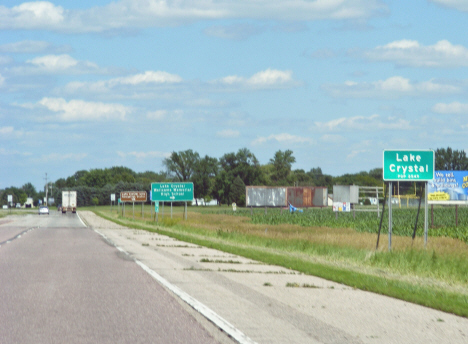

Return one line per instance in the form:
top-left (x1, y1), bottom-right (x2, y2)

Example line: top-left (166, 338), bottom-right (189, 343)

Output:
top-left (1, 0), bottom-right (468, 191)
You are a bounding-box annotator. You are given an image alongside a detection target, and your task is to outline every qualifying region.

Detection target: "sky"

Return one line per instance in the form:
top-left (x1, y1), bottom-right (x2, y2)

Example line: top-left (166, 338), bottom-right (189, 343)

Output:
top-left (1, 0), bottom-right (468, 191)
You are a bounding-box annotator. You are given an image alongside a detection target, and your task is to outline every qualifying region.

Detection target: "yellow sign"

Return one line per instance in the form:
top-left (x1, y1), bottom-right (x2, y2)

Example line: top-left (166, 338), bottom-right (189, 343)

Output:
top-left (428, 192), bottom-right (450, 201)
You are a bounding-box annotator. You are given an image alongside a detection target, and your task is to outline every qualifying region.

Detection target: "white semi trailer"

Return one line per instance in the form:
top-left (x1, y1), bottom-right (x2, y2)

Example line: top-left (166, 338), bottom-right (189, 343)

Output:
top-left (62, 191), bottom-right (77, 213)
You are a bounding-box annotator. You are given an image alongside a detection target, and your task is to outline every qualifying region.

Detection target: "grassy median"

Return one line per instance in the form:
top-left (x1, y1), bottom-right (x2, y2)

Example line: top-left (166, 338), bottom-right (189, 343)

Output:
top-left (85, 205), bottom-right (468, 318)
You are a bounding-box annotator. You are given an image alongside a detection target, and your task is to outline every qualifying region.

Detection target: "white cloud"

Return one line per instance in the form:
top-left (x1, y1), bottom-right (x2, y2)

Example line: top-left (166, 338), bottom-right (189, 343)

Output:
top-left (216, 69), bottom-right (299, 90)
top-left (314, 114), bottom-right (411, 131)
top-left (323, 76), bottom-right (460, 98)
top-left (64, 71), bottom-right (183, 95)
top-left (0, 73), bottom-right (5, 87)
top-left (117, 151), bottom-right (170, 159)
top-left (0, 147), bottom-right (31, 156)
top-left (25, 54), bottom-right (98, 73)
top-left (37, 97), bottom-right (131, 122)
top-left (430, 0), bottom-right (468, 12)
top-left (252, 133), bottom-right (313, 145)
top-left (216, 129), bottom-right (240, 138)
top-left (432, 102), bottom-right (468, 114)
top-left (113, 71), bottom-right (183, 85)
top-left (0, 1), bottom-right (387, 33)
top-left (365, 39), bottom-right (468, 67)
top-left (146, 109), bottom-right (183, 120)
top-left (147, 110), bottom-right (167, 120)
top-left (0, 40), bottom-right (70, 53)
top-left (0, 126), bottom-right (14, 134)
top-left (0, 126), bottom-right (23, 138)
top-left (4, 2), bottom-right (66, 29)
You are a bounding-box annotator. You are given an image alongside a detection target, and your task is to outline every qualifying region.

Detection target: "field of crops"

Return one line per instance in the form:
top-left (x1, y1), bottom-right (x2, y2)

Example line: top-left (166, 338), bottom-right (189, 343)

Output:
top-left (221, 206), bottom-right (468, 243)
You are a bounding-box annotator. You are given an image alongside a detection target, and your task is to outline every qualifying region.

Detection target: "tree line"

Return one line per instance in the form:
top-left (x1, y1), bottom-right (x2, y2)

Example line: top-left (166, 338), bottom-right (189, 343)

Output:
top-left (1, 147), bottom-right (466, 207)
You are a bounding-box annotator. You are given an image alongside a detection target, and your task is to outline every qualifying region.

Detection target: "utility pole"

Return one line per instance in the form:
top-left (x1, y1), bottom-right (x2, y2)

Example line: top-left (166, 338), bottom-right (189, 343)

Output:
top-left (44, 173), bottom-right (48, 206)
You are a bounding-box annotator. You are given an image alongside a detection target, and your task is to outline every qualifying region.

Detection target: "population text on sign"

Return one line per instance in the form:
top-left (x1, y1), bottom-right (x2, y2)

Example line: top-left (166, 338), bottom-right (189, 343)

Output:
top-left (151, 182), bottom-right (194, 202)
top-left (383, 150), bottom-right (434, 181)
top-left (120, 191), bottom-right (147, 202)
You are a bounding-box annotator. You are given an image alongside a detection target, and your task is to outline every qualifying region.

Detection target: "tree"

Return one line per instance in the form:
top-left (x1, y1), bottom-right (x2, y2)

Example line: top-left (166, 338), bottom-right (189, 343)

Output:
top-left (368, 168), bottom-right (383, 181)
top-left (137, 170), bottom-right (167, 186)
top-left (54, 178), bottom-right (67, 189)
top-left (74, 170), bottom-right (89, 186)
top-left (435, 147), bottom-right (468, 170)
top-left (291, 169), bottom-right (312, 185)
top-left (21, 182), bottom-right (37, 198)
top-left (219, 148), bottom-right (265, 186)
top-left (213, 170), bottom-right (231, 205)
top-left (216, 148), bottom-right (265, 204)
top-left (192, 155), bottom-right (219, 202)
top-left (269, 150), bottom-right (296, 184)
top-left (163, 150), bottom-right (200, 181)
top-left (84, 169), bottom-right (110, 188)
top-left (230, 176), bottom-right (246, 206)
top-left (108, 166), bottom-right (136, 184)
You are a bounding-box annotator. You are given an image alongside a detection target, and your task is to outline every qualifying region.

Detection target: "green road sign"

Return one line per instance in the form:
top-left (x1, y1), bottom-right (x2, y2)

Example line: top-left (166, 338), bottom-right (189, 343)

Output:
top-left (151, 182), bottom-right (194, 201)
top-left (154, 202), bottom-right (159, 213)
top-left (383, 150), bottom-right (434, 181)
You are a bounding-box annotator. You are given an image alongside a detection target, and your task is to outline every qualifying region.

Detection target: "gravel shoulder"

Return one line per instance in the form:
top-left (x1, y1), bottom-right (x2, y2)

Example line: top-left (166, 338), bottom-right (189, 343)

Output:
top-left (78, 211), bottom-right (468, 344)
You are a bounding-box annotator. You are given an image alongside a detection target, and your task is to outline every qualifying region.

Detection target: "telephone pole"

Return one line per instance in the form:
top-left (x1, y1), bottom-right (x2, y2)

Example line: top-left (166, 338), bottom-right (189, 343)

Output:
top-left (44, 173), bottom-right (48, 206)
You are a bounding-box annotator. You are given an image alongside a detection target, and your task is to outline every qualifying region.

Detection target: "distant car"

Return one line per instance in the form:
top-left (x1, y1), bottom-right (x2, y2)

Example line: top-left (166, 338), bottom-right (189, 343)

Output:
top-left (16, 203), bottom-right (21, 208)
top-left (38, 206), bottom-right (49, 215)
top-left (2, 205), bottom-right (7, 209)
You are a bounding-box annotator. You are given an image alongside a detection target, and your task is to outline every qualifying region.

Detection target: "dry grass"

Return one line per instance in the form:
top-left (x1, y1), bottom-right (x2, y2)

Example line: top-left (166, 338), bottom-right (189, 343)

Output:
top-left (182, 211), bottom-right (468, 257)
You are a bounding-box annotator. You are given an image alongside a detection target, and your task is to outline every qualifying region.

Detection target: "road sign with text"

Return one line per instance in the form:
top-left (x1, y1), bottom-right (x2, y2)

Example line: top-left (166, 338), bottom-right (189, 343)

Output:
top-left (383, 150), bottom-right (434, 181)
top-left (151, 182), bottom-right (194, 202)
top-left (120, 191), bottom-right (147, 202)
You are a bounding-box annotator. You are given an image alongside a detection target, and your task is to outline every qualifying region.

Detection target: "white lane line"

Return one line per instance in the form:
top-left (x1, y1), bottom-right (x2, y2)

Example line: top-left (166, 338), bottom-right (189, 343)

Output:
top-left (76, 212), bottom-right (88, 228)
top-left (92, 228), bottom-right (257, 344)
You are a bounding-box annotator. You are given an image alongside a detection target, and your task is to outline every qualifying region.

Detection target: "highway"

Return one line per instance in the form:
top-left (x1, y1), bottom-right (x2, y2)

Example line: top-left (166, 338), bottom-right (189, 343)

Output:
top-left (0, 211), bottom-right (233, 344)
top-left (2, 210), bottom-right (468, 344)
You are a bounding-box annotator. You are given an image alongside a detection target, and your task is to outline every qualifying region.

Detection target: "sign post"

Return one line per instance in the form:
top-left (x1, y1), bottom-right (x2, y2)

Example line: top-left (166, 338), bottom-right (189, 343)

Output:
top-left (154, 202), bottom-right (159, 222)
top-left (383, 150), bottom-right (434, 249)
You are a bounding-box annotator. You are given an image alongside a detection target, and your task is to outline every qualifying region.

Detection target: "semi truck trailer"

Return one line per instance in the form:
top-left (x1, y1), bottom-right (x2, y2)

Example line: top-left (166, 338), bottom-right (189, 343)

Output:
top-left (62, 191), bottom-right (77, 213)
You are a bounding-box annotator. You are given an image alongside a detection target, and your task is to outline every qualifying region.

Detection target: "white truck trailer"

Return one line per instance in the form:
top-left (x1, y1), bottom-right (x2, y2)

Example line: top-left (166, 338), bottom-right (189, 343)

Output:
top-left (62, 191), bottom-right (77, 213)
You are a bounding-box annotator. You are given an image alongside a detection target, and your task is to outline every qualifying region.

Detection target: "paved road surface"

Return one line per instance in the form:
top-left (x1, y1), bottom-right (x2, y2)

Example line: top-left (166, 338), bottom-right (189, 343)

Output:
top-left (2, 210), bottom-right (468, 344)
top-left (0, 211), bottom-right (233, 344)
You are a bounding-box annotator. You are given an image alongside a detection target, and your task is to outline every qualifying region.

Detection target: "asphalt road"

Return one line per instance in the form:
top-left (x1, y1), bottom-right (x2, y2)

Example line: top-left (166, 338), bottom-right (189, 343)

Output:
top-left (0, 211), bottom-right (233, 344)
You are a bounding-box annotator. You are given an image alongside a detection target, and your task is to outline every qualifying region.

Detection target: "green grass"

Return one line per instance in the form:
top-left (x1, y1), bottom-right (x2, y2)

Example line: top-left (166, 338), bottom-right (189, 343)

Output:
top-left (84, 206), bottom-right (468, 318)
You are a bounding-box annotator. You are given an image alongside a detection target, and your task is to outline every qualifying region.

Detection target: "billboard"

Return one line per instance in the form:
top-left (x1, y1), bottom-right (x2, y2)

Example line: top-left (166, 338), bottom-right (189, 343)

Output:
top-left (333, 185), bottom-right (359, 203)
top-left (428, 171), bottom-right (468, 203)
top-left (246, 187), bottom-right (287, 207)
top-left (246, 186), bottom-right (328, 207)
top-left (287, 187), bottom-right (328, 207)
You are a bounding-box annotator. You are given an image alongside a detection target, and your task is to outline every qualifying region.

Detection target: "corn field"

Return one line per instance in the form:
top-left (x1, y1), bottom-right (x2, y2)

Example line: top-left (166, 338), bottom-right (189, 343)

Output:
top-left (224, 206), bottom-right (468, 243)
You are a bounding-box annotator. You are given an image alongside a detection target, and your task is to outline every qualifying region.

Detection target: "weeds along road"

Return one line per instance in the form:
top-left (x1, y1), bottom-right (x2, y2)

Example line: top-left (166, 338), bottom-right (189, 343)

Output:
top-left (0, 211), bottom-right (234, 344)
